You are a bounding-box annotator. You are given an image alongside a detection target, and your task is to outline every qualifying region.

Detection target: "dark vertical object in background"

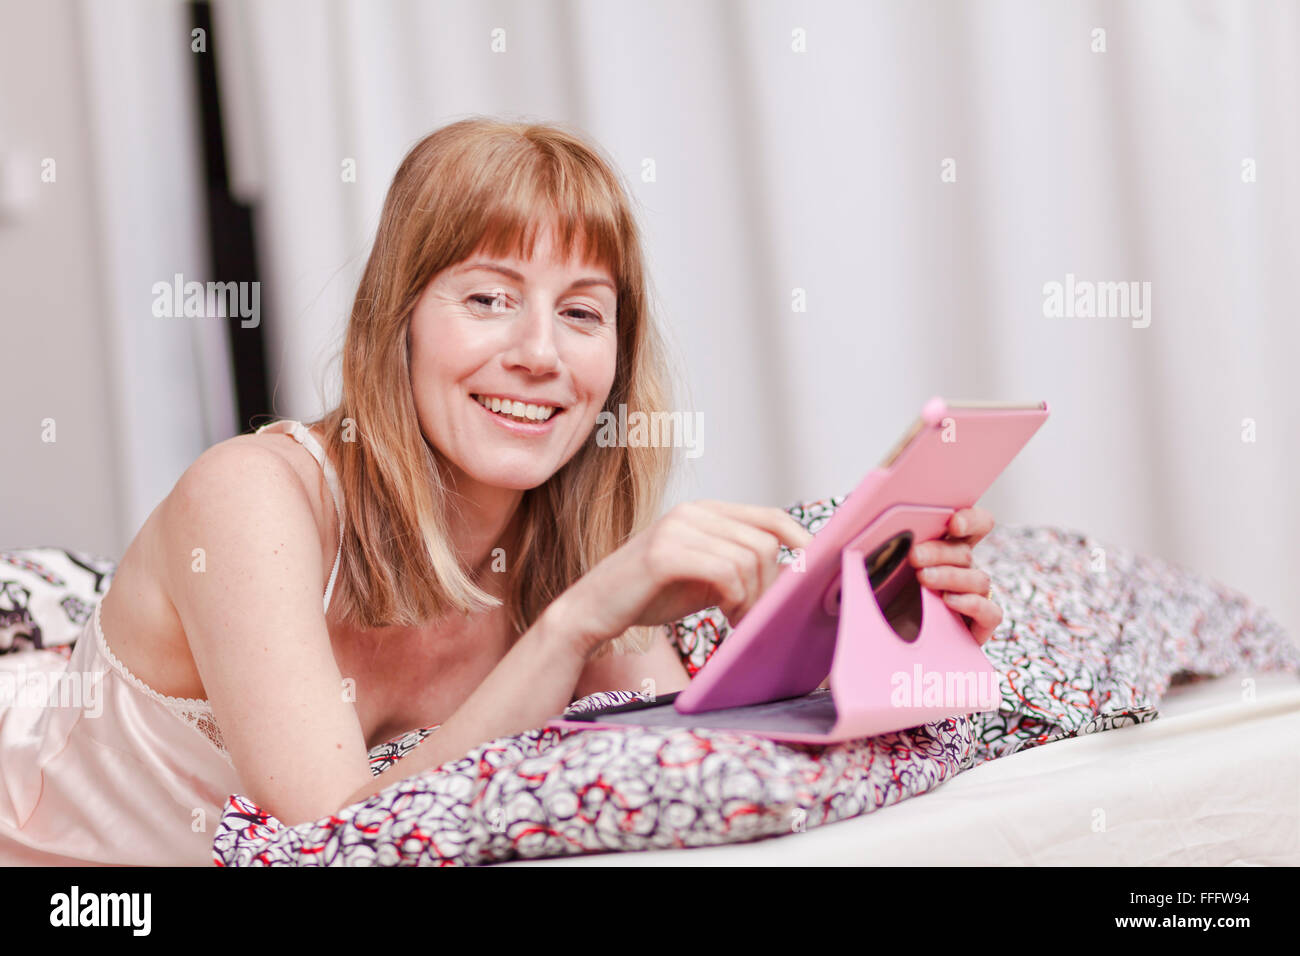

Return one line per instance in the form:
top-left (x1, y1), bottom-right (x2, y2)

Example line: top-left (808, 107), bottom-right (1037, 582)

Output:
top-left (188, 0), bottom-right (271, 434)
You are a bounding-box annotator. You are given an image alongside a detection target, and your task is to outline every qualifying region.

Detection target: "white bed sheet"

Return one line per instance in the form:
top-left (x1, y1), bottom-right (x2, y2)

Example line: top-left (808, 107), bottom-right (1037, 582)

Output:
top-left (500, 670), bottom-right (1300, 866)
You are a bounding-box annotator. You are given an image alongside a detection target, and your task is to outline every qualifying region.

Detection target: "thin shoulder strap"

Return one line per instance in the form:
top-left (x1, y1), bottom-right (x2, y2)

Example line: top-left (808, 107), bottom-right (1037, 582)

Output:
top-left (255, 419), bottom-right (345, 615)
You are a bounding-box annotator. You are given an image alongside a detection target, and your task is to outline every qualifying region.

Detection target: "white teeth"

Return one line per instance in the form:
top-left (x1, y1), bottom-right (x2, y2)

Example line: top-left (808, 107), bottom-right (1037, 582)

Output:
top-left (474, 395), bottom-right (557, 422)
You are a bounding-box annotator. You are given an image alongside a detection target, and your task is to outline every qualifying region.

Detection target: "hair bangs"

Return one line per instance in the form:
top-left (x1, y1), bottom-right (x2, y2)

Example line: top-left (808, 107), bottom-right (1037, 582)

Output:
top-left (457, 142), bottom-right (629, 295)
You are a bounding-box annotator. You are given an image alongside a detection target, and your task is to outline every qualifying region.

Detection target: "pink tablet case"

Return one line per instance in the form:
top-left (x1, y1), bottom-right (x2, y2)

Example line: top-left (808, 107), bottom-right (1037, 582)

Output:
top-left (547, 397), bottom-right (1049, 743)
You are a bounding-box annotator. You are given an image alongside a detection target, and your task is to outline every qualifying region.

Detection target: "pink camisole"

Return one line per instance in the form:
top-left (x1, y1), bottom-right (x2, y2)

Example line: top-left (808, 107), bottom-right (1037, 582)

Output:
top-left (0, 420), bottom-right (344, 865)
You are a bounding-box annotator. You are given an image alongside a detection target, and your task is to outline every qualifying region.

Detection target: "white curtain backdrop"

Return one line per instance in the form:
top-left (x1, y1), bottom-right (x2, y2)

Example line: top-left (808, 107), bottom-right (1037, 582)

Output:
top-left (76, 0), bottom-right (237, 539)
top-left (205, 0), bottom-right (1300, 640)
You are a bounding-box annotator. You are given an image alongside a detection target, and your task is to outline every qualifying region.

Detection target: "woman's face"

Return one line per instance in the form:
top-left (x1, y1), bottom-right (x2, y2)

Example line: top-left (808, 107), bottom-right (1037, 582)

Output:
top-left (408, 225), bottom-right (619, 497)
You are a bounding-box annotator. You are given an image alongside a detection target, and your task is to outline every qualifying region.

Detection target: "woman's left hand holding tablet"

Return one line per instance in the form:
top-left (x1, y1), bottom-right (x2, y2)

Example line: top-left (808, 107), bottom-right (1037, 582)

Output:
top-left (908, 506), bottom-right (1003, 646)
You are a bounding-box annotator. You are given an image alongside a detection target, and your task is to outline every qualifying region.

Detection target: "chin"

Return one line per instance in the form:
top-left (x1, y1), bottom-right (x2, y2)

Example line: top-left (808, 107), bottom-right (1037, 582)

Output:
top-left (461, 462), bottom-right (559, 492)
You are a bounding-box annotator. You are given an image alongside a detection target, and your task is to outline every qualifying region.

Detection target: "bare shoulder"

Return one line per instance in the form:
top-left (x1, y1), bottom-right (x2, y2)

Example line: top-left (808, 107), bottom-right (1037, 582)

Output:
top-left (152, 430), bottom-right (338, 598)
top-left (196, 426), bottom-right (332, 502)
top-left (173, 426), bottom-right (336, 532)
top-left (166, 434), bottom-right (311, 521)
top-left (100, 428), bottom-right (339, 703)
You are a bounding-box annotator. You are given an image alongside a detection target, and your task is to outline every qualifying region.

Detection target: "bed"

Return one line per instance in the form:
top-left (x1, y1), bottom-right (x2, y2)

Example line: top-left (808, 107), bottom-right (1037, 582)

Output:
top-left (494, 669), bottom-right (1300, 865)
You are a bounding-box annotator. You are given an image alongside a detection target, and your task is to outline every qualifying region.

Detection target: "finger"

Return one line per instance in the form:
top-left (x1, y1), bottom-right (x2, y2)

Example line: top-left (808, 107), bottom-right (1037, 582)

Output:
top-left (681, 508), bottom-right (782, 596)
top-left (948, 507), bottom-right (994, 545)
top-left (697, 500), bottom-right (814, 551)
top-left (908, 539), bottom-right (973, 569)
top-left (669, 544), bottom-right (754, 624)
top-left (941, 592), bottom-right (1003, 646)
top-left (966, 603), bottom-right (1002, 646)
top-left (916, 565), bottom-right (989, 595)
top-left (673, 523), bottom-right (768, 621)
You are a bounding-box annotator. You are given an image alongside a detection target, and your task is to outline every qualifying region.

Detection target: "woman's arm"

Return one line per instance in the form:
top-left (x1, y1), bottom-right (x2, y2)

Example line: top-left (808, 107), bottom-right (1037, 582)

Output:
top-left (161, 443), bottom-right (596, 827)
top-left (349, 501), bottom-right (810, 806)
top-left (166, 473), bottom-right (806, 824)
top-left (571, 627), bottom-right (691, 701)
top-left (160, 443), bottom-right (376, 826)
top-left (340, 592), bottom-right (595, 808)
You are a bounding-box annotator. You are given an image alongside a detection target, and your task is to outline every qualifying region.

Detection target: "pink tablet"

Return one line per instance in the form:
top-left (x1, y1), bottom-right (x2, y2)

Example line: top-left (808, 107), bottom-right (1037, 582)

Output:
top-left (548, 397), bottom-right (1049, 743)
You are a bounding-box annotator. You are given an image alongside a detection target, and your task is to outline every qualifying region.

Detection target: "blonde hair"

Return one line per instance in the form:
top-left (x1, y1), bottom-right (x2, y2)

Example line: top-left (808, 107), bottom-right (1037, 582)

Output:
top-left (304, 117), bottom-right (676, 656)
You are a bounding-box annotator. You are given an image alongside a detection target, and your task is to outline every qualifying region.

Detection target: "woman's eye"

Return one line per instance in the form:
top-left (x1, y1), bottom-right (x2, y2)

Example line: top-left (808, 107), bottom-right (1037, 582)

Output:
top-left (469, 292), bottom-right (510, 312)
top-left (565, 307), bottom-right (603, 323)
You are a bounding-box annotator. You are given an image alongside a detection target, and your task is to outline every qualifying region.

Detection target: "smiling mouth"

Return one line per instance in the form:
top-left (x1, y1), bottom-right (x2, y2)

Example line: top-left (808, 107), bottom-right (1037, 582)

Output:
top-left (471, 394), bottom-right (565, 424)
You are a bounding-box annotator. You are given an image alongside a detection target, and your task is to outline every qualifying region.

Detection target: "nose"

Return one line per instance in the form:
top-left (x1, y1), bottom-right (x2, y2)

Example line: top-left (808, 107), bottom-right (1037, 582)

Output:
top-left (501, 302), bottom-right (560, 376)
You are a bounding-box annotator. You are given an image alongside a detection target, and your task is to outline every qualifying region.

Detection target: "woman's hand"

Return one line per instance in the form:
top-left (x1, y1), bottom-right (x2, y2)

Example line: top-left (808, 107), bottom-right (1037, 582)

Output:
top-left (908, 506), bottom-right (1002, 646)
top-left (553, 500), bottom-right (814, 658)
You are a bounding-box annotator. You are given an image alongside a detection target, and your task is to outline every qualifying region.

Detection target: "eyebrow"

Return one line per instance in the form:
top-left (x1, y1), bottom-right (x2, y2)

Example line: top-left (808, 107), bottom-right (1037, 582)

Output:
top-left (453, 261), bottom-right (616, 294)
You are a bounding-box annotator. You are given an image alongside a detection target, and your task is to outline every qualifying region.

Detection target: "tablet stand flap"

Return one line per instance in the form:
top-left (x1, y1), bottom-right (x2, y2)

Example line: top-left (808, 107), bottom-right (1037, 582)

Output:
top-left (829, 504), bottom-right (1002, 740)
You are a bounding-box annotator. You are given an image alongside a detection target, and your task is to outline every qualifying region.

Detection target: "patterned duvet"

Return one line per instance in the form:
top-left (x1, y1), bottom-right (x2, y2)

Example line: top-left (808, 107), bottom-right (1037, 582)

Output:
top-left (212, 495), bottom-right (1300, 866)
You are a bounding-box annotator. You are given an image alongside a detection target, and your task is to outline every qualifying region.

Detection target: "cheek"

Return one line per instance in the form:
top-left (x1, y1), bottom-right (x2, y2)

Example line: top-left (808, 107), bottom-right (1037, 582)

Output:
top-left (584, 336), bottom-right (619, 401)
top-left (407, 313), bottom-right (433, 369)
top-left (410, 313), bottom-right (469, 381)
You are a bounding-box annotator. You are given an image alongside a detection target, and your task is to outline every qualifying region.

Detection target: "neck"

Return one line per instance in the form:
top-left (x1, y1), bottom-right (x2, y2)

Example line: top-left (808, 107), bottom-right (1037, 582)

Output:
top-left (445, 474), bottom-right (526, 580)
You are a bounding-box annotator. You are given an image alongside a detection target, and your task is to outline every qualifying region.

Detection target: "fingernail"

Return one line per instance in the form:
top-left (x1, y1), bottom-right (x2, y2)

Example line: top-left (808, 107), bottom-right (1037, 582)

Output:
top-left (953, 518), bottom-right (966, 535)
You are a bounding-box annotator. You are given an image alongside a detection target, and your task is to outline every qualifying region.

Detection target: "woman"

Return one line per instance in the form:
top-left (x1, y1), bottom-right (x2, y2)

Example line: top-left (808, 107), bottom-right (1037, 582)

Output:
top-left (0, 117), bottom-right (1000, 866)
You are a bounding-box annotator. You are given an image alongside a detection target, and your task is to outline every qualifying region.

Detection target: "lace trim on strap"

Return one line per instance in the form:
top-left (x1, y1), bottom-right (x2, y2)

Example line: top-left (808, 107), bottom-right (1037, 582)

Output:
top-left (93, 599), bottom-right (233, 766)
